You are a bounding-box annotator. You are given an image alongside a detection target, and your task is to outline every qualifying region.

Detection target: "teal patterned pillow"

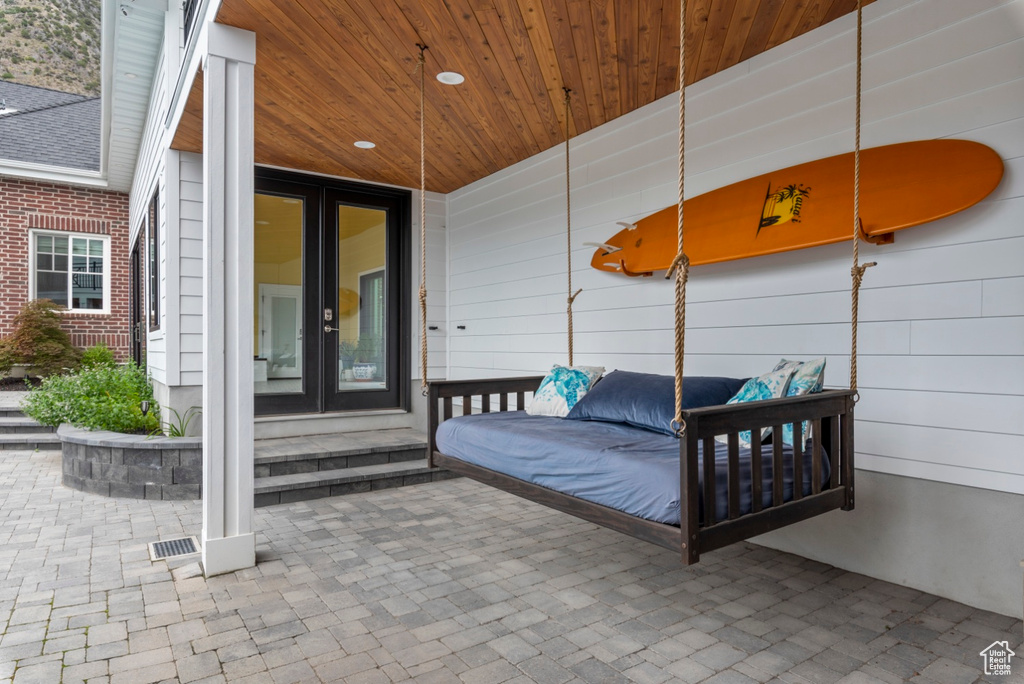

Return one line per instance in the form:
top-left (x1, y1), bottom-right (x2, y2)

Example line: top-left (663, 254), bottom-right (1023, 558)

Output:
top-left (774, 357), bottom-right (826, 446)
top-left (526, 365), bottom-right (605, 417)
top-left (715, 363), bottom-right (798, 447)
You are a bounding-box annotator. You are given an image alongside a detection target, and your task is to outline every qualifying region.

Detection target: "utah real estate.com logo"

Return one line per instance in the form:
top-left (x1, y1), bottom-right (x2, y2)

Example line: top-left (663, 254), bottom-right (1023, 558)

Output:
top-left (980, 641), bottom-right (1015, 676)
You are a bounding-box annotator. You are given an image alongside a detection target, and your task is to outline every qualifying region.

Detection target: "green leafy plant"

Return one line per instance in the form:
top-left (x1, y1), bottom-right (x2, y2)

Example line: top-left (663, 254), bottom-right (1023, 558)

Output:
top-left (155, 406), bottom-right (201, 438)
top-left (80, 342), bottom-right (116, 369)
top-left (339, 340), bottom-right (357, 370)
top-left (0, 299), bottom-right (82, 378)
top-left (354, 336), bottom-right (380, 365)
top-left (22, 362), bottom-right (160, 434)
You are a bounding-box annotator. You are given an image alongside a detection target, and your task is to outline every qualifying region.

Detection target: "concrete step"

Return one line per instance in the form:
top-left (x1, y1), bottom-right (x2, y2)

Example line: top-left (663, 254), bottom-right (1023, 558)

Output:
top-left (253, 427), bottom-right (454, 507)
top-left (0, 417), bottom-right (55, 434)
top-left (0, 432), bottom-right (61, 451)
top-left (0, 407), bottom-right (26, 418)
top-left (255, 459), bottom-right (457, 507)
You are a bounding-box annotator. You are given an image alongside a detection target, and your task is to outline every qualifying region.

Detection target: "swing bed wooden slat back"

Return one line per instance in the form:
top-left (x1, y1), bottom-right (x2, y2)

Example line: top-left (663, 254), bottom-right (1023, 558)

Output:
top-left (428, 376), bottom-right (855, 565)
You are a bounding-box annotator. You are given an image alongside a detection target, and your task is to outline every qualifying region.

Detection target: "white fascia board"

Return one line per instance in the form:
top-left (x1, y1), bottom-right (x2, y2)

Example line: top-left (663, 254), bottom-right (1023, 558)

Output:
top-left (99, 0), bottom-right (115, 181)
top-left (0, 162), bottom-right (109, 189)
top-left (165, 0), bottom-right (223, 137)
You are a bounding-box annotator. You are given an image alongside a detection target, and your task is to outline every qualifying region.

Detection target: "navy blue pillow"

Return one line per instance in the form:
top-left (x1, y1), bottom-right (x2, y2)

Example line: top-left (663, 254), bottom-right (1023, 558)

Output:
top-left (565, 371), bottom-right (748, 436)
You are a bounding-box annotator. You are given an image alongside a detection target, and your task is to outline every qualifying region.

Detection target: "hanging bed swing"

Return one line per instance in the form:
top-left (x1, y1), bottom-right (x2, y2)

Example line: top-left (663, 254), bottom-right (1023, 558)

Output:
top-left (420, 1), bottom-right (870, 565)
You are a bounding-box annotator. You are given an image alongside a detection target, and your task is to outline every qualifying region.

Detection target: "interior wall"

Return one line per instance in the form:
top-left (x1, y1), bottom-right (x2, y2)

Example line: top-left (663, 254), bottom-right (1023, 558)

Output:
top-left (444, 0), bottom-right (1024, 615)
top-left (337, 216), bottom-right (386, 343)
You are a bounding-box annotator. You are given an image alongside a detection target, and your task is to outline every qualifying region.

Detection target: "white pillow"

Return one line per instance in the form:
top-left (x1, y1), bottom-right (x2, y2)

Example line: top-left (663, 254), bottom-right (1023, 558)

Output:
top-left (526, 365), bottom-right (605, 418)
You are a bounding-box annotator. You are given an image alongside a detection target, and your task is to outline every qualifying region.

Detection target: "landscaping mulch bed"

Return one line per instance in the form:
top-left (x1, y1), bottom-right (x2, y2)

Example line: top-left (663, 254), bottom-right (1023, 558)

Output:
top-left (0, 376), bottom-right (41, 391)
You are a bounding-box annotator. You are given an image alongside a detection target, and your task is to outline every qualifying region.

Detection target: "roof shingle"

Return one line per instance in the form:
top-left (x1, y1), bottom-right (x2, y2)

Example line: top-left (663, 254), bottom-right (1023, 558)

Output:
top-left (0, 81), bottom-right (100, 171)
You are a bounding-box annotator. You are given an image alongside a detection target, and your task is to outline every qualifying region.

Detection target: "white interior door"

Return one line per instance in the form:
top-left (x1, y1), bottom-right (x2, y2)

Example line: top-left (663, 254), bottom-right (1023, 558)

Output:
top-left (259, 284), bottom-right (303, 379)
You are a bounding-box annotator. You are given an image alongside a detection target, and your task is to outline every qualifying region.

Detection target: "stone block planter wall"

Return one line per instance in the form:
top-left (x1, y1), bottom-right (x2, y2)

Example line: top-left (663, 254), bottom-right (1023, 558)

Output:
top-left (58, 425), bottom-right (202, 500)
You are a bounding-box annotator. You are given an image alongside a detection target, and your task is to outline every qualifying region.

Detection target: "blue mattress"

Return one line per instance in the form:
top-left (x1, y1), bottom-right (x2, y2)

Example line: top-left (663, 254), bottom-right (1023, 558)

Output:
top-left (436, 411), bottom-right (829, 526)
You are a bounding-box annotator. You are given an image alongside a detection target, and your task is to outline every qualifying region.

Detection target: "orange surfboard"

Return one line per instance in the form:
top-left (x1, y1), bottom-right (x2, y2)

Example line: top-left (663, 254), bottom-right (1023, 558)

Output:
top-left (591, 139), bottom-right (1003, 276)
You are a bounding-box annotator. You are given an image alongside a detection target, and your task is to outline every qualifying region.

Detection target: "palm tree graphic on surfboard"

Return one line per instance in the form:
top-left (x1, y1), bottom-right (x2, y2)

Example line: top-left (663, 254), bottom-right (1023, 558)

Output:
top-left (758, 182), bottom-right (811, 235)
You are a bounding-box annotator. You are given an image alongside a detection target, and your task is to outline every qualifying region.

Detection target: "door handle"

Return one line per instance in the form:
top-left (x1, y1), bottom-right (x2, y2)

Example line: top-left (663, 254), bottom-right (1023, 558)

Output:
top-left (324, 325), bottom-right (340, 333)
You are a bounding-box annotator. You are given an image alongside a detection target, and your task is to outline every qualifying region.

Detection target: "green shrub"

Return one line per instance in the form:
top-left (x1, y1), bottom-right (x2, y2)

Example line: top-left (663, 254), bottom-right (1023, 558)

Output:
top-left (81, 342), bottom-right (116, 369)
top-left (0, 300), bottom-right (82, 378)
top-left (23, 362), bottom-right (160, 433)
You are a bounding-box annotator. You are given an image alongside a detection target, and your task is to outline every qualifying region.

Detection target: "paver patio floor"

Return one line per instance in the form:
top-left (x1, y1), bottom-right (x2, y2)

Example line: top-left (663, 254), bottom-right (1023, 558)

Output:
top-left (1, 447), bottom-right (1021, 683)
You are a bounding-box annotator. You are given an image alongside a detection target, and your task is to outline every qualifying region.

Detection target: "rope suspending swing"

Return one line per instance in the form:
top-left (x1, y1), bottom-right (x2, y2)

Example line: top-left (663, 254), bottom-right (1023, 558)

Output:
top-left (564, 87), bottom-right (582, 366)
top-left (416, 43), bottom-right (429, 396)
top-left (668, 0), bottom-right (689, 436)
top-left (849, 0), bottom-right (874, 400)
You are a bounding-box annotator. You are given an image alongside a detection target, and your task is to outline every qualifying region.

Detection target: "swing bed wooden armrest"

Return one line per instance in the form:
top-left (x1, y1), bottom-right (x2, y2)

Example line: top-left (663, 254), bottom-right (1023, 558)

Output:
top-left (427, 377), bottom-right (855, 565)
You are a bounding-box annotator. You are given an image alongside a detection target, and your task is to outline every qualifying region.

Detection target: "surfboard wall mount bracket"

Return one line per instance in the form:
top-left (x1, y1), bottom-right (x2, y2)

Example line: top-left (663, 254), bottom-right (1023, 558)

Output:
top-left (863, 231), bottom-right (894, 245)
top-left (618, 260), bottom-right (653, 278)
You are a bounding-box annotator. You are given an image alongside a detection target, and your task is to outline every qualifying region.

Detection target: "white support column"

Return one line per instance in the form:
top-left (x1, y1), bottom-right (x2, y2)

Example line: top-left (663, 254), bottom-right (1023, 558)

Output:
top-left (201, 22), bottom-right (256, 577)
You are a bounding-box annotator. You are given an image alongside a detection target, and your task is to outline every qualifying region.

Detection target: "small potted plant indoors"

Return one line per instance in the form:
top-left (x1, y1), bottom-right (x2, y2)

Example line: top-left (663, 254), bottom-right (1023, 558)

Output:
top-left (339, 340), bottom-right (356, 382)
top-left (352, 336), bottom-right (379, 381)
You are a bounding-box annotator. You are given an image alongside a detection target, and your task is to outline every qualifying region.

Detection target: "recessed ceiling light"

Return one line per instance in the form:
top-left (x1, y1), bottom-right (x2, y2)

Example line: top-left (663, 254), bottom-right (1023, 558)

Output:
top-left (123, 72), bottom-right (136, 79)
top-left (354, 140), bottom-right (376, 149)
top-left (436, 71), bottom-right (465, 85)
top-left (282, 199), bottom-right (300, 204)
top-left (256, 220), bottom-right (270, 225)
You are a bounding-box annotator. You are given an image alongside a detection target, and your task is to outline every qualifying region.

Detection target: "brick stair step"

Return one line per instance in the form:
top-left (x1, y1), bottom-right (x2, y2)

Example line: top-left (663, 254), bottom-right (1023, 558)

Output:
top-left (0, 417), bottom-right (55, 434)
top-left (254, 459), bottom-right (457, 507)
top-left (0, 433), bottom-right (61, 450)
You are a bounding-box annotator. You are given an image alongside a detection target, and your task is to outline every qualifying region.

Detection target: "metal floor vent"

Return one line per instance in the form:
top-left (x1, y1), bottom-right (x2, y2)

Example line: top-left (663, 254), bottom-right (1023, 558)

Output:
top-left (149, 536), bottom-right (200, 561)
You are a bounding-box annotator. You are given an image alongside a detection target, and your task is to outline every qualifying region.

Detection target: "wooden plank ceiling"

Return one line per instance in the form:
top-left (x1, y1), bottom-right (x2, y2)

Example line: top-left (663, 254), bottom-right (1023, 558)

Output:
top-left (171, 0), bottom-right (874, 193)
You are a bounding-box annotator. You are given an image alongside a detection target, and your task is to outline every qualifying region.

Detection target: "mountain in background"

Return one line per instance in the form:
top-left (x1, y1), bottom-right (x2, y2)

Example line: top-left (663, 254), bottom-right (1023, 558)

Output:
top-left (0, 0), bottom-right (101, 96)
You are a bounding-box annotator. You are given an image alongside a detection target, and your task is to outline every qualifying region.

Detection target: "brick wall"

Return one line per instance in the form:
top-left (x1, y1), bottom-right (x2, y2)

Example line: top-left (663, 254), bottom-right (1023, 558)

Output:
top-left (0, 176), bottom-right (131, 360)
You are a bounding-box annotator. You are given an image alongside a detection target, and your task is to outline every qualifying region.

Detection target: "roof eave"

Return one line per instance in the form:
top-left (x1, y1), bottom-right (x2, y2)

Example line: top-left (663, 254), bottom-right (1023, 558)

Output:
top-left (0, 160), bottom-right (109, 189)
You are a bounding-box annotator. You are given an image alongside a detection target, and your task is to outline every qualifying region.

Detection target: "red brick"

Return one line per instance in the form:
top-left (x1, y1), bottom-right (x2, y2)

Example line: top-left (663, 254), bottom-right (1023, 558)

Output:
top-left (0, 177), bottom-right (131, 360)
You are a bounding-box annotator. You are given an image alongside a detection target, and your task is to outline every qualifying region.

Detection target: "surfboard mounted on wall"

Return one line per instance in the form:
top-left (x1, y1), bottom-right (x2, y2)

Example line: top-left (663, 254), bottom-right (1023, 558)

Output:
top-left (590, 139), bottom-right (1003, 277)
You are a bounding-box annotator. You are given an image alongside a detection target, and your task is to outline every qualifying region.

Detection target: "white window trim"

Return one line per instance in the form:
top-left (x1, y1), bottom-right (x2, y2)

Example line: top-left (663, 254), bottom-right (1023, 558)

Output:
top-left (28, 229), bottom-right (112, 315)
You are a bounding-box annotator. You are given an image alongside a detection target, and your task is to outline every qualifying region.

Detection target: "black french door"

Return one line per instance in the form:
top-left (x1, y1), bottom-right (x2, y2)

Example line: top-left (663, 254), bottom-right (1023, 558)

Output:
top-left (254, 169), bottom-right (410, 416)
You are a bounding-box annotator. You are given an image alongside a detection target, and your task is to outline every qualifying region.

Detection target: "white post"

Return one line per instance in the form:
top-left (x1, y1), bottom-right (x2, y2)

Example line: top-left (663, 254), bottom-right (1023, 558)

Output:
top-left (201, 22), bottom-right (256, 577)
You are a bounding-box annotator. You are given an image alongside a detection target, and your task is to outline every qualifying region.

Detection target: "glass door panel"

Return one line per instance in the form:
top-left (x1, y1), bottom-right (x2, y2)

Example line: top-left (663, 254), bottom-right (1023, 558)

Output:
top-left (323, 187), bottom-right (407, 413)
top-left (254, 180), bottom-right (321, 415)
top-left (336, 206), bottom-right (387, 392)
top-left (255, 193), bottom-right (304, 395)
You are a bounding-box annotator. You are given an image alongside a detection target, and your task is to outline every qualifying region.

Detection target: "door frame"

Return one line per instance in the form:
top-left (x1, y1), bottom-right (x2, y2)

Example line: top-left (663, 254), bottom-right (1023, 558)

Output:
top-left (322, 184), bottom-right (410, 413)
top-left (254, 167), bottom-right (410, 416)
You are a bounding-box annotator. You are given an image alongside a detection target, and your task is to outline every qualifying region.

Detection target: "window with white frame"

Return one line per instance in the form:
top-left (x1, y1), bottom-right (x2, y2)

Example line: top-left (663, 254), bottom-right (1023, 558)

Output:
top-left (31, 231), bottom-right (109, 312)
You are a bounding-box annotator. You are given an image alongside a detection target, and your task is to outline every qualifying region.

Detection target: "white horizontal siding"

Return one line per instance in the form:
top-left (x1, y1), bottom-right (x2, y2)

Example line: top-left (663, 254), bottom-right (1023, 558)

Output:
top-left (177, 152), bottom-right (204, 387)
top-left (415, 190), bottom-right (448, 382)
top-left (445, 0), bottom-right (1024, 496)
